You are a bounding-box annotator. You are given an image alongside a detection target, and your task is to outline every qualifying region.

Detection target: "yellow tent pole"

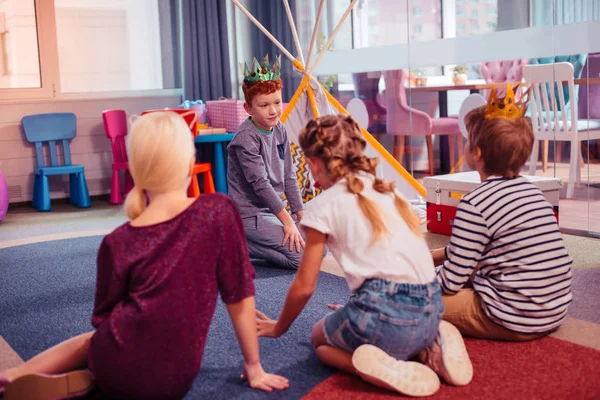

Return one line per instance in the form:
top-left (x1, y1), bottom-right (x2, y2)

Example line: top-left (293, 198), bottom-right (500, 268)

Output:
top-left (281, 74), bottom-right (310, 124)
top-left (322, 88), bottom-right (426, 198)
top-left (307, 86), bottom-right (320, 117)
top-left (450, 155), bottom-right (464, 174)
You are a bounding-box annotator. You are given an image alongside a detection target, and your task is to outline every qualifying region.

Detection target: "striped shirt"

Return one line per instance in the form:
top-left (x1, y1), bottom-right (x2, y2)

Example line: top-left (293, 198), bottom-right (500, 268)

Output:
top-left (437, 176), bottom-right (573, 334)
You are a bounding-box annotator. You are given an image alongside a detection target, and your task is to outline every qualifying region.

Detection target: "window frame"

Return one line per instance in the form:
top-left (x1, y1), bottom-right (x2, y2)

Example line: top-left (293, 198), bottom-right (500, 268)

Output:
top-left (0, 0), bottom-right (182, 102)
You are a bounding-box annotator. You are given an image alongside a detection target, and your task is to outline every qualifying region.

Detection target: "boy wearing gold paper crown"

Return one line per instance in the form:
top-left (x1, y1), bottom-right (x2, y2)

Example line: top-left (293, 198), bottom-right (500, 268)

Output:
top-left (430, 85), bottom-right (573, 341)
top-left (227, 55), bottom-right (311, 269)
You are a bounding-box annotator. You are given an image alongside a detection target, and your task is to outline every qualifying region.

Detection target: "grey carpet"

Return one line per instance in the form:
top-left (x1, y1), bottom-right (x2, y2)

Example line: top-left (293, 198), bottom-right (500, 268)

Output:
top-left (0, 236), bottom-right (350, 399)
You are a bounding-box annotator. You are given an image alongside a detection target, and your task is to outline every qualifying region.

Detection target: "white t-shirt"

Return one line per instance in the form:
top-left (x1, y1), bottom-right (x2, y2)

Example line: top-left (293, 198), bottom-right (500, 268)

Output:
top-left (301, 174), bottom-right (436, 292)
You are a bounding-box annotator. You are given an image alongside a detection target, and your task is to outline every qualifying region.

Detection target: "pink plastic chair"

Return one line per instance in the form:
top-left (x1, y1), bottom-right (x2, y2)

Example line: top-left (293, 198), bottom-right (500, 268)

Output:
top-left (382, 70), bottom-right (461, 175)
top-left (102, 110), bottom-right (134, 204)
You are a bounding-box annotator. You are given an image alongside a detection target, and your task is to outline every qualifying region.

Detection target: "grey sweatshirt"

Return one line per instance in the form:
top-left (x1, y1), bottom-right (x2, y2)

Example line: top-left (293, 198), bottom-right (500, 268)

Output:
top-left (227, 118), bottom-right (303, 219)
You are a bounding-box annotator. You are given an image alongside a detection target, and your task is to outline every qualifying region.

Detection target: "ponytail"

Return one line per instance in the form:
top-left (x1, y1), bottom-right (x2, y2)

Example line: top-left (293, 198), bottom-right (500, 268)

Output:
top-left (373, 178), bottom-right (422, 238)
top-left (347, 173), bottom-right (390, 246)
top-left (124, 186), bottom-right (146, 220)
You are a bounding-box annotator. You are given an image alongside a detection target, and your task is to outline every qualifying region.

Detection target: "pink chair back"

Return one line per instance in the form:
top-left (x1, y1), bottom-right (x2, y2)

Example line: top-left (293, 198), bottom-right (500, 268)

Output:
top-left (102, 109), bottom-right (128, 164)
top-left (480, 59), bottom-right (528, 99)
top-left (382, 70), bottom-right (432, 136)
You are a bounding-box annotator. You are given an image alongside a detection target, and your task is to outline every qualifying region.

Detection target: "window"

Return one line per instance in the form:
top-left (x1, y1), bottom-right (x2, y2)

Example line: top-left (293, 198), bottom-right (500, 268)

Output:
top-left (413, 24), bottom-right (422, 35)
top-left (413, 7), bottom-right (422, 17)
top-left (487, 21), bottom-right (497, 30)
top-left (457, 9), bottom-right (465, 17)
top-left (457, 23), bottom-right (466, 33)
top-left (0, 0), bottom-right (41, 89)
top-left (54, 0), bottom-right (180, 93)
top-left (471, 10), bottom-right (479, 18)
top-left (487, 8), bottom-right (498, 16)
top-left (471, 22), bottom-right (480, 32)
top-left (0, 0), bottom-right (181, 100)
top-left (471, 0), bottom-right (479, 4)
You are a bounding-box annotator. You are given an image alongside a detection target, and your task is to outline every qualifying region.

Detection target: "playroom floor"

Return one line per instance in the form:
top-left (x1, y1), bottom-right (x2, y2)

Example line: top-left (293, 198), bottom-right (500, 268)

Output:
top-left (1, 201), bottom-right (599, 399)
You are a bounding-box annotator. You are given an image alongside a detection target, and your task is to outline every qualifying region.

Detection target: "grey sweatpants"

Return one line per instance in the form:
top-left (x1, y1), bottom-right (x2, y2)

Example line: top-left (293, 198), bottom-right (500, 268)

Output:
top-left (242, 213), bottom-right (305, 269)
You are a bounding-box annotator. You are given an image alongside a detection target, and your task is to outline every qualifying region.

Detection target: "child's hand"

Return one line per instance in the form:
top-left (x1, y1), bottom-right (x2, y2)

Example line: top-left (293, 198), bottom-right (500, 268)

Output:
top-left (242, 362), bottom-right (289, 392)
top-left (282, 223), bottom-right (305, 253)
top-left (256, 310), bottom-right (282, 338)
top-left (327, 304), bottom-right (343, 311)
top-left (430, 247), bottom-right (447, 265)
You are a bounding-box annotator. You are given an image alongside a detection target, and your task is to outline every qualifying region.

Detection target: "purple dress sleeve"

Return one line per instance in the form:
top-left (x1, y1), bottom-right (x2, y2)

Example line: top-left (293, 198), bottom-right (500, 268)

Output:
top-left (91, 236), bottom-right (128, 328)
top-left (217, 197), bottom-right (257, 304)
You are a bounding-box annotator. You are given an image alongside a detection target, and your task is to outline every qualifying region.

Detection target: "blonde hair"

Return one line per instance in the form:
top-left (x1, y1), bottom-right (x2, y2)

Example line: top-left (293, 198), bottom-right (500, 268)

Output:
top-left (299, 114), bottom-right (422, 243)
top-left (124, 112), bottom-right (195, 219)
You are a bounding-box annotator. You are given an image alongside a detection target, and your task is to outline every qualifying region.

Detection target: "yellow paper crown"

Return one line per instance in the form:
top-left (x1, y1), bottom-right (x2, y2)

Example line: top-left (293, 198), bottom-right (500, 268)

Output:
top-left (484, 84), bottom-right (529, 120)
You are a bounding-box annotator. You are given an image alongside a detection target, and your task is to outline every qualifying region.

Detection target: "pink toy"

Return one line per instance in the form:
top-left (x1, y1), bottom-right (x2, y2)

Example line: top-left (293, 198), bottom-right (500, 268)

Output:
top-left (0, 171), bottom-right (8, 221)
top-left (206, 98), bottom-right (247, 132)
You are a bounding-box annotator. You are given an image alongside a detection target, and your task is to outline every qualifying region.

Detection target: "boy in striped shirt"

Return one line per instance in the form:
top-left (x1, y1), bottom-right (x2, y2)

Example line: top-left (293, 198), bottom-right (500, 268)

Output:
top-left (431, 99), bottom-right (573, 341)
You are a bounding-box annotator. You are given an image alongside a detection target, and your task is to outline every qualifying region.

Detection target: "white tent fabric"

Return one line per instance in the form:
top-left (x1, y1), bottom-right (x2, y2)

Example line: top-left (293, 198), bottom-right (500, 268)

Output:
top-left (283, 77), bottom-right (427, 220)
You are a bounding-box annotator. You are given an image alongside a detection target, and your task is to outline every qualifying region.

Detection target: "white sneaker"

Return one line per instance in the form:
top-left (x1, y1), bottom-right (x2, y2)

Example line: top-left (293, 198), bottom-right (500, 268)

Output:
top-left (352, 344), bottom-right (440, 397)
top-left (419, 320), bottom-right (473, 386)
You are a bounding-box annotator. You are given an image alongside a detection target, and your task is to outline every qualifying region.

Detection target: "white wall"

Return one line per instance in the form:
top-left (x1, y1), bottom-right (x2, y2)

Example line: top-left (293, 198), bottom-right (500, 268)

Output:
top-left (0, 95), bottom-right (180, 204)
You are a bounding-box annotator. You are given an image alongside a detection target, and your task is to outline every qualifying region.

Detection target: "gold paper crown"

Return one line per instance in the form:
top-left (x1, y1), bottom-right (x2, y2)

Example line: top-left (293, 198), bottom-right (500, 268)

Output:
top-left (484, 84), bottom-right (529, 120)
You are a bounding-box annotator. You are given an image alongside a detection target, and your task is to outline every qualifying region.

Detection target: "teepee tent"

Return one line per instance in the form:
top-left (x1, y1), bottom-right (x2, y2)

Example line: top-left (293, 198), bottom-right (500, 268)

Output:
top-left (232, 0), bottom-right (426, 206)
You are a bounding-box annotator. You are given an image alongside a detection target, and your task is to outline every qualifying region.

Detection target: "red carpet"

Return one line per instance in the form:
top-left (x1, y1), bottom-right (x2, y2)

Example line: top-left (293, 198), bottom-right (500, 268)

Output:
top-left (303, 337), bottom-right (600, 399)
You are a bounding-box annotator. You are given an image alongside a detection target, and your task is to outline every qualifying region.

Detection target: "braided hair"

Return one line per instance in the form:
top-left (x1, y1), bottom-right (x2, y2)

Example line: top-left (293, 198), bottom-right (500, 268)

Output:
top-left (299, 114), bottom-right (421, 243)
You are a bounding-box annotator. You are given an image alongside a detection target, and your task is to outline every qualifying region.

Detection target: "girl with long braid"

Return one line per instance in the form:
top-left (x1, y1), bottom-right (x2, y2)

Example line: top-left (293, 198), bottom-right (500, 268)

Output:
top-left (256, 114), bottom-right (472, 397)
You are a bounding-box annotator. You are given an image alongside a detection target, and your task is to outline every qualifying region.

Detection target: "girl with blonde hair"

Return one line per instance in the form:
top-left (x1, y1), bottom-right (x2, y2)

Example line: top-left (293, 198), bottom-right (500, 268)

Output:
top-left (0, 112), bottom-right (288, 399)
top-left (255, 114), bottom-right (472, 397)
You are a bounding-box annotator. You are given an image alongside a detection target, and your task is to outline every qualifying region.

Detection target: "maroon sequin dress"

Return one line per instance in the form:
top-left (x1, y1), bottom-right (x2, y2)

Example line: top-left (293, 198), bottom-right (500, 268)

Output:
top-left (87, 194), bottom-right (255, 400)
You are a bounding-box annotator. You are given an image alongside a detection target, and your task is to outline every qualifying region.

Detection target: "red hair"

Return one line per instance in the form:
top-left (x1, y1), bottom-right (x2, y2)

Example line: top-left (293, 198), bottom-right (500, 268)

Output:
top-left (242, 79), bottom-right (283, 106)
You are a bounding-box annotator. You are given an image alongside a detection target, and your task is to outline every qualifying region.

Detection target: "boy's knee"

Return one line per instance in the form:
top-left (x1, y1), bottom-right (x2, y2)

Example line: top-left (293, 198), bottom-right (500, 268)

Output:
top-left (281, 248), bottom-right (302, 269)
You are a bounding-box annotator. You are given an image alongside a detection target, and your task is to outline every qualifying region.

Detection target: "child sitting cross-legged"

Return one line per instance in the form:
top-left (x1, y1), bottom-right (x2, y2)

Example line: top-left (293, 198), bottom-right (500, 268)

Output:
top-left (431, 86), bottom-right (573, 341)
top-left (0, 112), bottom-right (288, 400)
top-left (255, 114), bottom-right (473, 397)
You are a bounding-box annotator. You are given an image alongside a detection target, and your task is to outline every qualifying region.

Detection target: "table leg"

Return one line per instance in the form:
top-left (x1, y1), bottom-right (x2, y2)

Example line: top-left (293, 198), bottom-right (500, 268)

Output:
top-left (438, 91), bottom-right (449, 173)
top-left (213, 142), bottom-right (227, 194)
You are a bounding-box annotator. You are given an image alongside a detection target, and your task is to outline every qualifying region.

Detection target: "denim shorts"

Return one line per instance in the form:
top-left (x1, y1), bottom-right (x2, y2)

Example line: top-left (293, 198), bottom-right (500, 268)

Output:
top-left (323, 278), bottom-right (444, 360)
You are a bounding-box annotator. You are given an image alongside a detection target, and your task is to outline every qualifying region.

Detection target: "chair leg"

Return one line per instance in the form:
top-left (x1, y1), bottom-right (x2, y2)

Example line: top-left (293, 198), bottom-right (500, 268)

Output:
top-left (38, 175), bottom-right (51, 212)
top-left (69, 173), bottom-right (79, 206)
top-left (426, 136), bottom-right (434, 176)
top-left (449, 135), bottom-right (457, 173)
top-left (76, 173), bottom-right (91, 208)
top-left (188, 173), bottom-right (200, 198)
top-left (567, 140), bottom-right (579, 199)
top-left (110, 168), bottom-right (122, 205)
top-left (203, 171), bottom-right (216, 194)
top-left (32, 174), bottom-right (40, 210)
top-left (393, 136), bottom-right (405, 165)
top-left (457, 135), bottom-right (464, 172)
top-left (529, 140), bottom-right (539, 176)
top-left (542, 140), bottom-right (549, 172)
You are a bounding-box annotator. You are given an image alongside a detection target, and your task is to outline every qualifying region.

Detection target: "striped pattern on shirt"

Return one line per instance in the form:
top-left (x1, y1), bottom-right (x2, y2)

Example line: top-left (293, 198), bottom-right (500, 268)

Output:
top-left (437, 176), bottom-right (573, 334)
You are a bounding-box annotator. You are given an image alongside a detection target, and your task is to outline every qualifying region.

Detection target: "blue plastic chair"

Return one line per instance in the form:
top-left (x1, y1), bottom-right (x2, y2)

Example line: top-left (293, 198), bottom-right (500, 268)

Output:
top-left (21, 113), bottom-right (91, 211)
